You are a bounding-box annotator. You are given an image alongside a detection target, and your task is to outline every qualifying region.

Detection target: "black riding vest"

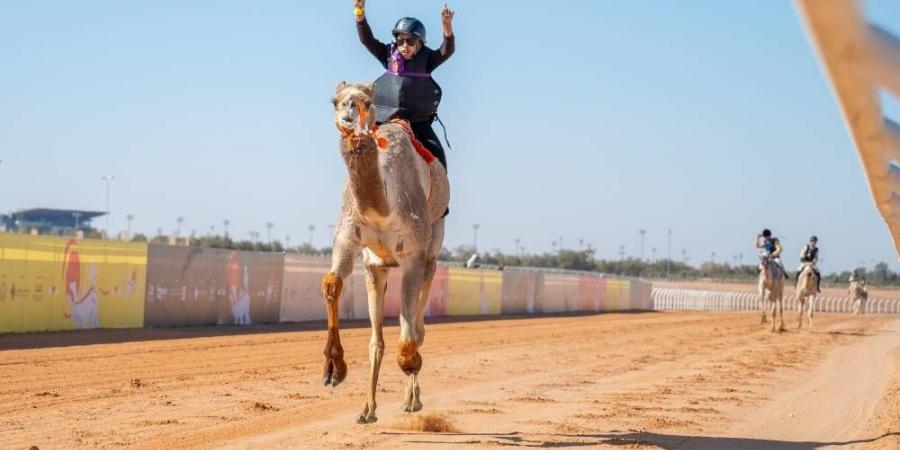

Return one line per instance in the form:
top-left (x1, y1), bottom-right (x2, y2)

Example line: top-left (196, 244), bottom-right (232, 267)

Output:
top-left (801, 246), bottom-right (818, 262)
top-left (373, 44), bottom-right (443, 124)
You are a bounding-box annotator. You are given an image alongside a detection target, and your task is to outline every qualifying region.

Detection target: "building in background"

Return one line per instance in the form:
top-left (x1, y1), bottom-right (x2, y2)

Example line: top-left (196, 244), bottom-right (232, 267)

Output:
top-left (0, 208), bottom-right (106, 236)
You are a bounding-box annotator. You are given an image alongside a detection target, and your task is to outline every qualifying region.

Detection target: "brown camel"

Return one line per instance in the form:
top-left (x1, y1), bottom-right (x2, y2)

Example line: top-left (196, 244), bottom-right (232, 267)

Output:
top-left (321, 82), bottom-right (450, 424)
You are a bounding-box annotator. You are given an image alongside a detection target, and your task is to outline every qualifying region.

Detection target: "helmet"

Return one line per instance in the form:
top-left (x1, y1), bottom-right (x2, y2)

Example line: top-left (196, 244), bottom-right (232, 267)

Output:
top-left (393, 17), bottom-right (426, 43)
top-left (809, 235), bottom-right (818, 242)
top-left (761, 229), bottom-right (772, 238)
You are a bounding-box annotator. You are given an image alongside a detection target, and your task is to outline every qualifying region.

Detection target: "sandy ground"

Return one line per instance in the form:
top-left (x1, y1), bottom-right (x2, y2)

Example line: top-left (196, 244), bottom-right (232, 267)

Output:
top-left (1, 312), bottom-right (899, 449)
top-left (654, 279), bottom-right (900, 300)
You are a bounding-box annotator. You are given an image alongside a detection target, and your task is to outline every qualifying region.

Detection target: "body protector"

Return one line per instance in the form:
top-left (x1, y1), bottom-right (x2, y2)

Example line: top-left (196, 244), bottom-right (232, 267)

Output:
top-left (800, 245), bottom-right (818, 263)
top-left (373, 45), bottom-right (442, 124)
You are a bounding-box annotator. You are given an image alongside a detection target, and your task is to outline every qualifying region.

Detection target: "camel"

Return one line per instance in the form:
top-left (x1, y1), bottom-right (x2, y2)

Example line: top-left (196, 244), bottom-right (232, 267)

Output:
top-left (758, 256), bottom-right (785, 332)
top-left (321, 81), bottom-right (450, 424)
top-left (850, 279), bottom-right (868, 315)
top-left (795, 264), bottom-right (818, 329)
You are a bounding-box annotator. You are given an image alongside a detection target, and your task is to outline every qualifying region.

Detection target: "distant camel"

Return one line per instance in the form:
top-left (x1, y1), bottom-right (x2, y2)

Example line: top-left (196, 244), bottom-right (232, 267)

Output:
top-left (759, 256), bottom-right (785, 332)
top-left (795, 264), bottom-right (818, 329)
top-left (850, 279), bottom-right (868, 315)
top-left (321, 82), bottom-right (450, 424)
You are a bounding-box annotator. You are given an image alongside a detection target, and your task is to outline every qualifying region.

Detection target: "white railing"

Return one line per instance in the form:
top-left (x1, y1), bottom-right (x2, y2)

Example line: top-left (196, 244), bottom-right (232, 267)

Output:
top-left (652, 287), bottom-right (900, 315)
top-left (796, 0), bottom-right (900, 255)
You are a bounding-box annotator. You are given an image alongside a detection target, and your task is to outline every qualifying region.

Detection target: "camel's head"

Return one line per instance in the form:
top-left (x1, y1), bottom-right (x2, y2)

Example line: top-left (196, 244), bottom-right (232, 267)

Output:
top-left (333, 81), bottom-right (376, 136)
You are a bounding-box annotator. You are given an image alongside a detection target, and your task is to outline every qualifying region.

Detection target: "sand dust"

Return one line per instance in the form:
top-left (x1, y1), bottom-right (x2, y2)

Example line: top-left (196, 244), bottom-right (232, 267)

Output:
top-left (0, 312), bottom-right (898, 449)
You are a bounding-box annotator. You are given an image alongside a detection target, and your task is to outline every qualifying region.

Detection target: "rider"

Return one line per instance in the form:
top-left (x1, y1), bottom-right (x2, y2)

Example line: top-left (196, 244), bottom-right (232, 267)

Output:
top-left (796, 235), bottom-right (821, 293)
top-left (849, 270), bottom-right (867, 291)
top-left (755, 228), bottom-right (788, 278)
top-left (353, 0), bottom-right (455, 171)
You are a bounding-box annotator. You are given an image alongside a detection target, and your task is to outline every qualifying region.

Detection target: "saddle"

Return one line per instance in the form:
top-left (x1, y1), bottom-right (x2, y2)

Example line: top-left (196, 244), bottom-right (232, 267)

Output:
top-left (375, 119), bottom-right (435, 164)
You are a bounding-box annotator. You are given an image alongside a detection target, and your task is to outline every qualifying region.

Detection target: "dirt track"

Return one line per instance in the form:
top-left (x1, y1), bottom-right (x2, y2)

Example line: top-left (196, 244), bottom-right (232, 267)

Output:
top-left (1, 312), bottom-right (898, 449)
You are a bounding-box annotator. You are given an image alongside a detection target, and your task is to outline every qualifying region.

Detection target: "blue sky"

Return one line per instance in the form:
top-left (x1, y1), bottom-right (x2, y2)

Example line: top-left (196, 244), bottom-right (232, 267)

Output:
top-left (1, 1), bottom-right (899, 272)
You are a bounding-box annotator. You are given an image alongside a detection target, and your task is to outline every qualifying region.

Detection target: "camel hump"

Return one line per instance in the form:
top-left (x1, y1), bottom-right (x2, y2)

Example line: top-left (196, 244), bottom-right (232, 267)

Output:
top-left (373, 122), bottom-right (449, 224)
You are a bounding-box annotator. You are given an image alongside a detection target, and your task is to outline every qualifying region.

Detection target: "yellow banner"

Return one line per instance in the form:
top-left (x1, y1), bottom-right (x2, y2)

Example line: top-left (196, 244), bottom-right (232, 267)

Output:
top-left (446, 267), bottom-right (502, 316)
top-left (0, 234), bottom-right (147, 332)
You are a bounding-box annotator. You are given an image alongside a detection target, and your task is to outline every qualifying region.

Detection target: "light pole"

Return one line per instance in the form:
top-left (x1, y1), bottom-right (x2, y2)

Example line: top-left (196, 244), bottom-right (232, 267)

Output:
top-left (472, 224), bottom-right (480, 251)
top-left (285, 235), bottom-right (291, 250)
top-left (681, 248), bottom-right (687, 263)
top-left (666, 228), bottom-right (672, 277)
top-left (266, 222), bottom-right (275, 244)
top-left (638, 229), bottom-right (646, 261)
top-left (308, 224), bottom-right (315, 246)
top-left (223, 219), bottom-right (230, 239)
top-left (514, 238), bottom-right (520, 255)
top-left (176, 217), bottom-right (184, 238)
top-left (126, 214), bottom-right (134, 237)
top-left (72, 212), bottom-right (82, 234)
top-left (101, 175), bottom-right (115, 237)
top-left (619, 245), bottom-right (625, 261)
top-left (711, 251), bottom-right (716, 264)
top-left (651, 247), bottom-right (657, 262)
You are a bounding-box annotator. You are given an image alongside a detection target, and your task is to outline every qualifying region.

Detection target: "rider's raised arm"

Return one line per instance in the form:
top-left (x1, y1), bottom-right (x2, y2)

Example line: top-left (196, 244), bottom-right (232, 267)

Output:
top-left (426, 34), bottom-right (454, 71)
top-left (357, 17), bottom-right (390, 69)
top-left (427, 4), bottom-right (455, 71)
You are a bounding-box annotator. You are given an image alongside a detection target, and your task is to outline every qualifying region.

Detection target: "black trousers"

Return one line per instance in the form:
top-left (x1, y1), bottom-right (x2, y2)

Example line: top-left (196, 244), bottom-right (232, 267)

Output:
top-left (410, 121), bottom-right (447, 171)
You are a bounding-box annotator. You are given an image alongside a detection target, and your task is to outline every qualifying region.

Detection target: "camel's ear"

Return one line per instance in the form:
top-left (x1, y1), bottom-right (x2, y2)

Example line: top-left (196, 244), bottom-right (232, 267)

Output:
top-left (362, 82), bottom-right (374, 97)
top-left (335, 80), bottom-right (348, 93)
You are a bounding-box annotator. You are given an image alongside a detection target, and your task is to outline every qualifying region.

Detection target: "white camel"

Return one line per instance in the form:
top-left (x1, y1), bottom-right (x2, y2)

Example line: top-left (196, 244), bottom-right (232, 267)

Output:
top-left (850, 278), bottom-right (868, 315)
top-left (321, 82), bottom-right (450, 424)
top-left (795, 264), bottom-right (818, 329)
top-left (759, 255), bottom-right (785, 332)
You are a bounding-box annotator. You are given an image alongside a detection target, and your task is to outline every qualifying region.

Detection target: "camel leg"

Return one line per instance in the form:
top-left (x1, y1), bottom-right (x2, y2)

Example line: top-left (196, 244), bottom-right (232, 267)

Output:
top-left (797, 296), bottom-right (804, 329)
top-left (770, 298), bottom-right (778, 333)
top-left (357, 264), bottom-right (387, 424)
top-left (397, 252), bottom-right (426, 413)
top-left (808, 295), bottom-right (815, 329)
top-left (778, 297), bottom-right (785, 332)
top-left (760, 292), bottom-right (768, 324)
top-left (322, 241), bottom-right (358, 388)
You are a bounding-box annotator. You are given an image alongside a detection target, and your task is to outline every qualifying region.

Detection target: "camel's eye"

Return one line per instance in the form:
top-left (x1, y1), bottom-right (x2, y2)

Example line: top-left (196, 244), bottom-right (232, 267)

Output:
top-left (364, 101), bottom-right (371, 109)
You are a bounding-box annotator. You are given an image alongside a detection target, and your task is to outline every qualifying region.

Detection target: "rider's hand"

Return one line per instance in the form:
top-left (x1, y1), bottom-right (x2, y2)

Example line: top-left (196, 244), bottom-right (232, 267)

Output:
top-left (354, 0), bottom-right (366, 21)
top-left (441, 3), bottom-right (454, 37)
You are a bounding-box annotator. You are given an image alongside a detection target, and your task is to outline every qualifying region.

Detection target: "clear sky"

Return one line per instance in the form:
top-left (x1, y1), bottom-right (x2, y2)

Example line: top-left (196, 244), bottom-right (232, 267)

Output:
top-left (2, 0), bottom-right (899, 273)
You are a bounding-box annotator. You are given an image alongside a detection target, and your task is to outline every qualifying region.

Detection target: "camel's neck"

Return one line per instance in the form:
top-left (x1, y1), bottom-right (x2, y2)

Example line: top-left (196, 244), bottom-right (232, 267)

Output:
top-left (342, 137), bottom-right (391, 218)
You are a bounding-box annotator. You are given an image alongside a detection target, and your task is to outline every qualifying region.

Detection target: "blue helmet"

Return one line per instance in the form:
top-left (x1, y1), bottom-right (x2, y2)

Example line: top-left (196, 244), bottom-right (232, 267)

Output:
top-left (393, 17), bottom-right (426, 43)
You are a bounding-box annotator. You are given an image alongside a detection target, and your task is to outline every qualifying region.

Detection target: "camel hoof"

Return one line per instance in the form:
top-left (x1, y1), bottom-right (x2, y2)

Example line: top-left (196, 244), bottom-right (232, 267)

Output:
top-left (322, 358), bottom-right (347, 387)
top-left (356, 413), bottom-right (377, 424)
top-left (411, 399), bottom-right (423, 412)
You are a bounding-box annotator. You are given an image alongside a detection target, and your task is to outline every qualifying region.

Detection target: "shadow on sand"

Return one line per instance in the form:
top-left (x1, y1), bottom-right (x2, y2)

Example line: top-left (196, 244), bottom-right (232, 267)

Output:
top-left (382, 430), bottom-right (900, 449)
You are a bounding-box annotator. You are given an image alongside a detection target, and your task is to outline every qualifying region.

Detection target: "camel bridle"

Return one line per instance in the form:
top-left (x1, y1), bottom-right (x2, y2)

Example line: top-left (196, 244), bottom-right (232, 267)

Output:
top-left (336, 98), bottom-right (375, 156)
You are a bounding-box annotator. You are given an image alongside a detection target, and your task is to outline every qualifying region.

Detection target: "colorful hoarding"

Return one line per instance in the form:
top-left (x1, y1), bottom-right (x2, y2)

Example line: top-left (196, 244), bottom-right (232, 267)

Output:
top-left (446, 267), bottom-right (502, 316)
top-left (144, 245), bottom-right (282, 327)
top-left (0, 234), bottom-right (147, 333)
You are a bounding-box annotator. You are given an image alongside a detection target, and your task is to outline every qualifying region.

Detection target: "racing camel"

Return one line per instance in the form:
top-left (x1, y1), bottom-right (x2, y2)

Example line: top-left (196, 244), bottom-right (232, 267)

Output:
top-left (321, 82), bottom-right (450, 424)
